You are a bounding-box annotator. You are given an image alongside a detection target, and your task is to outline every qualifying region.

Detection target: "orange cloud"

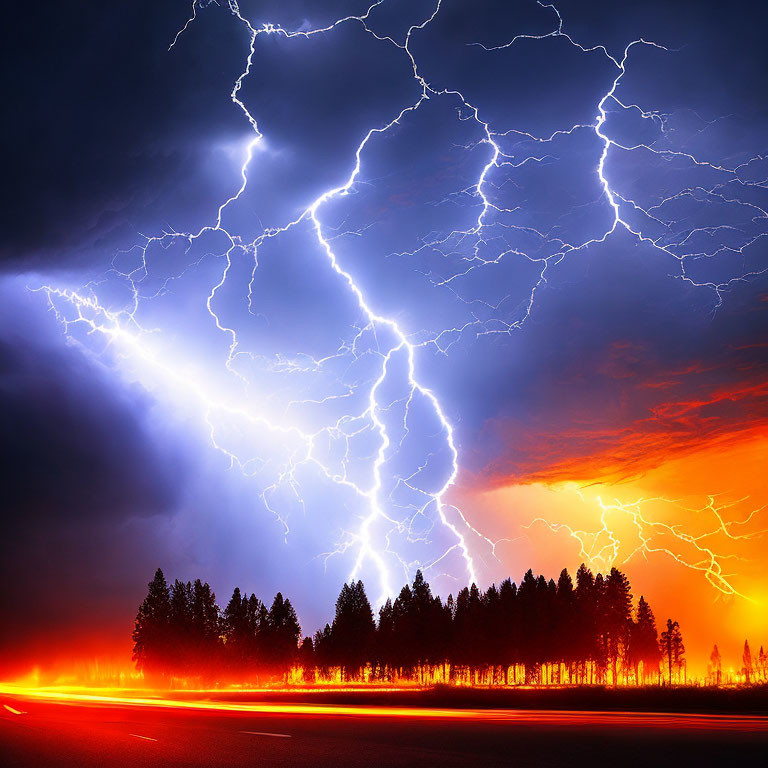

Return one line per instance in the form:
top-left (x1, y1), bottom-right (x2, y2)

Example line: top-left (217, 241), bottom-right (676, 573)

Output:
top-left (478, 341), bottom-right (768, 487)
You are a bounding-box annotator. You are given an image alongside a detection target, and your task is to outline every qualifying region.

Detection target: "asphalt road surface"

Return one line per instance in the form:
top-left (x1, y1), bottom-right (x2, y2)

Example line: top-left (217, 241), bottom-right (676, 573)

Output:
top-left (2, 695), bottom-right (767, 767)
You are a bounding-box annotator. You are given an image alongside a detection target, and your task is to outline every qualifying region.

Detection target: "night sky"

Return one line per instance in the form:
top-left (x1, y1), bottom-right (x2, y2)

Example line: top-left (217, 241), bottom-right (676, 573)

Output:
top-left (2, 0), bottom-right (767, 676)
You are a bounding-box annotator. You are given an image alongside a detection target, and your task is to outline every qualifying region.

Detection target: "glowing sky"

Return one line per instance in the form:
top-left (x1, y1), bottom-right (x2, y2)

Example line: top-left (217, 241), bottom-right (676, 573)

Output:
top-left (1, 0), bottom-right (767, 677)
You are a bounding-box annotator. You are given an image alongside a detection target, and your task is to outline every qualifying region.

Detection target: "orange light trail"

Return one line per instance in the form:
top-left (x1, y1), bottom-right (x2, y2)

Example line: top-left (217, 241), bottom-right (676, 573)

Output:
top-left (2, 685), bottom-right (768, 731)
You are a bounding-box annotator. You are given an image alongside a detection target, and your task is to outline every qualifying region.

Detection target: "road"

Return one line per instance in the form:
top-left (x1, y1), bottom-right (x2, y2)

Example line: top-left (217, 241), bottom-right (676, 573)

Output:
top-left (2, 692), bottom-right (767, 767)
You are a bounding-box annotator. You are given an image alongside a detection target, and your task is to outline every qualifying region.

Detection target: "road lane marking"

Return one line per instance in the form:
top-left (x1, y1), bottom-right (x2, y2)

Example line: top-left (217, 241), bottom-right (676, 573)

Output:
top-left (3, 704), bottom-right (26, 715)
top-left (240, 730), bottom-right (292, 738)
top-left (129, 733), bottom-right (158, 741)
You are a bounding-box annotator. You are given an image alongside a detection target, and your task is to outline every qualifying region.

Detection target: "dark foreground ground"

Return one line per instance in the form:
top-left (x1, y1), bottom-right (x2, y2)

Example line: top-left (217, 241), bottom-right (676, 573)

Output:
top-left (2, 689), bottom-right (768, 768)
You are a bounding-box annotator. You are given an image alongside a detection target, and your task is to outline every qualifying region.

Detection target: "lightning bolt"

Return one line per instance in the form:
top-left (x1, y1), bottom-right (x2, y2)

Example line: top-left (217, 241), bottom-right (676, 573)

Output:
top-left (34, 0), bottom-right (767, 602)
top-left (527, 493), bottom-right (768, 599)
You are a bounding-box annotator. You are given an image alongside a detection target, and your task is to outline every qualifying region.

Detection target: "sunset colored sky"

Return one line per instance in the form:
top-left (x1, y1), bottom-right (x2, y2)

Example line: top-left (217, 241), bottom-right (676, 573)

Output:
top-left (2, 0), bottom-right (766, 680)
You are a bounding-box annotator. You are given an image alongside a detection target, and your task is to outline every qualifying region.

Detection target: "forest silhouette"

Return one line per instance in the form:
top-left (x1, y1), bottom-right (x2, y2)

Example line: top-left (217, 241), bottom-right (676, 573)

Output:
top-left (131, 565), bottom-right (708, 686)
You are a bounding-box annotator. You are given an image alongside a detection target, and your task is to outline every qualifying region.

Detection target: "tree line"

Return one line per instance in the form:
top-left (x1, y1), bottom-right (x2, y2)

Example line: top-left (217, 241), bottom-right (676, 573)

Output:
top-left (708, 641), bottom-right (768, 686)
top-left (133, 565), bottom-right (689, 686)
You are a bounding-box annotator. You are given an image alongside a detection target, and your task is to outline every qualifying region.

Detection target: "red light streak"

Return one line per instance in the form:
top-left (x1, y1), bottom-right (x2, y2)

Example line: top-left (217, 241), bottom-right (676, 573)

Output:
top-left (2, 684), bottom-right (767, 732)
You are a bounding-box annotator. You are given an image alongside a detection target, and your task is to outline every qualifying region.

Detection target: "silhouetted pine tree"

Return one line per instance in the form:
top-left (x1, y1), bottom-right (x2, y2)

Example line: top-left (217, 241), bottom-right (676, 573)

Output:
top-left (453, 583), bottom-right (484, 683)
top-left (168, 580), bottom-right (192, 675)
top-left (575, 564), bottom-right (597, 683)
top-left (630, 596), bottom-right (660, 684)
top-left (313, 624), bottom-right (333, 679)
top-left (743, 640), bottom-right (753, 684)
top-left (374, 598), bottom-right (395, 680)
top-left (431, 594), bottom-right (453, 683)
top-left (541, 577), bottom-right (558, 683)
top-left (409, 570), bottom-right (442, 682)
top-left (604, 568), bottom-right (633, 684)
top-left (555, 569), bottom-right (576, 682)
top-left (594, 572), bottom-right (610, 683)
top-left (483, 583), bottom-right (504, 684)
top-left (299, 636), bottom-right (315, 682)
top-left (709, 644), bottom-right (722, 685)
top-left (515, 570), bottom-right (534, 681)
top-left (222, 587), bottom-right (250, 672)
top-left (659, 619), bottom-right (685, 684)
top-left (498, 578), bottom-right (518, 684)
top-left (266, 592), bottom-right (301, 680)
top-left (190, 579), bottom-right (220, 678)
top-left (132, 568), bottom-right (172, 678)
top-left (392, 584), bottom-right (414, 676)
top-left (330, 580), bottom-right (375, 680)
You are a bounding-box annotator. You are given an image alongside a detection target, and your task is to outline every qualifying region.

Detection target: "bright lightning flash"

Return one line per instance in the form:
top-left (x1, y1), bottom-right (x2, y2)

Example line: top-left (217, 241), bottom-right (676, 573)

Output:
top-left (35, 0), bottom-right (767, 603)
top-left (527, 493), bottom-right (768, 599)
